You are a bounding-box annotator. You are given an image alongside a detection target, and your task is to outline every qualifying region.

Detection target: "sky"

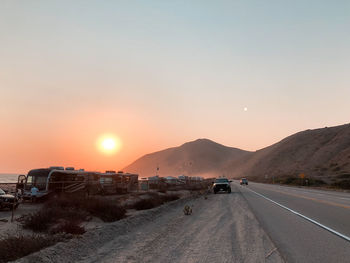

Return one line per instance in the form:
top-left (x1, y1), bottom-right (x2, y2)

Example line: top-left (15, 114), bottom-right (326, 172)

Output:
top-left (1, 0), bottom-right (349, 174)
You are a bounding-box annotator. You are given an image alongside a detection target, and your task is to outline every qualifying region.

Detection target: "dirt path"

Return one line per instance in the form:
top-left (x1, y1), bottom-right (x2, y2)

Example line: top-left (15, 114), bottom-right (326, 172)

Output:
top-left (16, 187), bottom-right (284, 263)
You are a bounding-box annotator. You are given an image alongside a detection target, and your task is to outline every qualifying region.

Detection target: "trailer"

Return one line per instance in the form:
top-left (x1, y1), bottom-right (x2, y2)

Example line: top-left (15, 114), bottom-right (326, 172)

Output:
top-left (21, 167), bottom-right (138, 199)
top-left (99, 171), bottom-right (138, 194)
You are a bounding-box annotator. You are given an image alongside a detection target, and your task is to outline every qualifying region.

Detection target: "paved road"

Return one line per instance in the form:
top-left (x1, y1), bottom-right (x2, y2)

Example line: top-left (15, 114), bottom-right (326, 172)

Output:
top-left (234, 181), bottom-right (350, 263)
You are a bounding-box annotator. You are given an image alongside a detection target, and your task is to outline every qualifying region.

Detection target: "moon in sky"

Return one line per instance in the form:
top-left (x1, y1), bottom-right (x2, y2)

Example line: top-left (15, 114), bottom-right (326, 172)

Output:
top-left (244, 107), bottom-right (248, 112)
top-left (97, 134), bottom-right (122, 155)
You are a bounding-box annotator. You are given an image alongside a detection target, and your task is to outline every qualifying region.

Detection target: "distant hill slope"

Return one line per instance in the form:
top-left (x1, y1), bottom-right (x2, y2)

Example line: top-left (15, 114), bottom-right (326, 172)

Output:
top-left (124, 124), bottom-right (350, 182)
top-left (225, 123), bottom-right (350, 182)
top-left (124, 139), bottom-right (251, 178)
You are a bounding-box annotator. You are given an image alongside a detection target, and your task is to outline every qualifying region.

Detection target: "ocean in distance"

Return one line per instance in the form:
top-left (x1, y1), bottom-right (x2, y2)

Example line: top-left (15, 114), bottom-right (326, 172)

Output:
top-left (0, 174), bottom-right (20, 183)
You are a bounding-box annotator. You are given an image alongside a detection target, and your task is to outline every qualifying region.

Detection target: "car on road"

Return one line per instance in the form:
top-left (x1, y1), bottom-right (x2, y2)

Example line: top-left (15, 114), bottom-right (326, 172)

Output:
top-left (0, 188), bottom-right (19, 210)
top-left (240, 178), bottom-right (248, 185)
top-left (213, 178), bottom-right (232, 194)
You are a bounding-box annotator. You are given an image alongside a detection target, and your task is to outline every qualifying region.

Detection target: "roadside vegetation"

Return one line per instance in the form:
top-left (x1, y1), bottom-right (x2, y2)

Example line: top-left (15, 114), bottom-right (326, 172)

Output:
top-left (0, 196), bottom-right (127, 262)
top-left (0, 234), bottom-right (63, 263)
top-left (279, 176), bottom-right (326, 187)
top-left (22, 196), bottom-right (126, 234)
top-left (128, 192), bottom-right (180, 210)
top-left (1, 190), bottom-right (197, 262)
top-left (332, 179), bottom-right (350, 190)
top-left (249, 173), bottom-right (350, 190)
top-left (22, 205), bottom-right (87, 233)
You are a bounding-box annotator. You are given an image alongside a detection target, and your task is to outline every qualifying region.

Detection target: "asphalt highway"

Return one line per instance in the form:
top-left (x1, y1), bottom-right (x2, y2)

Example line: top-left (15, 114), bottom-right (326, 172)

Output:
top-left (234, 181), bottom-right (350, 263)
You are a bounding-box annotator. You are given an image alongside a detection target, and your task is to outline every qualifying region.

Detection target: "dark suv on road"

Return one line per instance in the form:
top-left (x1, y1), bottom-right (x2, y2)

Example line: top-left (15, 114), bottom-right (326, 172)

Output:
top-left (240, 178), bottom-right (248, 185)
top-left (213, 178), bottom-right (232, 194)
top-left (0, 188), bottom-right (19, 210)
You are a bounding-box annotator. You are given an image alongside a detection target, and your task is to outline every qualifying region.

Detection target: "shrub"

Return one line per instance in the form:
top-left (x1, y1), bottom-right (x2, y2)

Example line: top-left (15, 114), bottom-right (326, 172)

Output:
top-left (186, 185), bottom-right (203, 191)
top-left (46, 196), bottom-right (126, 222)
top-left (22, 209), bottom-right (55, 232)
top-left (131, 193), bottom-right (180, 210)
top-left (275, 176), bottom-right (327, 187)
top-left (332, 179), bottom-right (350, 190)
top-left (282, 177), bottom-right (299, 185)
top-left (0, 234), bottom-right (62, 263)
top-left (44, 196), bottom-right (87, 210)
top-left (310, 179), bottom-right (327, 186)
top-left (50, 220), bottom-right (86, 235)
top-left (162, 194), bottom-right (180, 202)
top-left (23, 196), bottom-right (125, 232)
top-left (133, 198), bottom-right (160, 210)
top-left (337, 173), bottom-right (350, 179)
top-left (83, 198), bottom-right (126, 222)
top-left (22, 208), bottom-right (88, 232)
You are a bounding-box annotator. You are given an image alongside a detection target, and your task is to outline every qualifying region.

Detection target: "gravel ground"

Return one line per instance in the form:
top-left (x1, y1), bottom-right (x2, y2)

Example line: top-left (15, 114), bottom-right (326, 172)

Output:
top-left (15, 188), bottom-right (284, 263)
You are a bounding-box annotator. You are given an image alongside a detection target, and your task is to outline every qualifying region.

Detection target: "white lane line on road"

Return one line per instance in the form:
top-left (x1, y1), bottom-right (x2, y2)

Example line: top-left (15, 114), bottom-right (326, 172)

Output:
top-left (245, 187), bottom-right (350, 243)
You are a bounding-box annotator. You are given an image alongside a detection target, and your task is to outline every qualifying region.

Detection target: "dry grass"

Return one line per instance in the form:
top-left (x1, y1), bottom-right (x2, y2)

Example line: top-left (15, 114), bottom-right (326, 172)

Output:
top-left (22, 196), bottom-right (126, 233)
top-left (50, 220), bottom-right (86, 235)
top-left (130, 193), bottom-right (180, 210)
top-left (84, 198), bottom-right (126, 222)
top-left (0, 234), bottom-right (62, 263)
top-left (45, 196), bottom-right (126, 222)
top-left (22, 207), bottom-right (87, 232)
top-left (332, 179), bottom-right (350, 189)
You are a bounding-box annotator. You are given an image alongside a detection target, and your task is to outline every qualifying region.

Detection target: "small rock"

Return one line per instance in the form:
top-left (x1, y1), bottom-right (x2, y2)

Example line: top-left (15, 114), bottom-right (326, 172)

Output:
top-left (183, 205), bottom-right (192, 215)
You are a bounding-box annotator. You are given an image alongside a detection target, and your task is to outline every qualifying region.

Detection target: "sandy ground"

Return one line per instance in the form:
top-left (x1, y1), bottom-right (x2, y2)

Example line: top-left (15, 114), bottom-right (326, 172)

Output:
top-left (13, 187), bottom-right (284, 263)
top-left (0, 203), bottom-right (43, 238)
top-left (0, 190), bottom-right (192, 238)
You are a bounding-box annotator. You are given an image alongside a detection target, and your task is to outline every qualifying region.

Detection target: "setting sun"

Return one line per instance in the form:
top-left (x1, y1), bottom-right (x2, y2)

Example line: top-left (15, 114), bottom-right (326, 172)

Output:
top-left (97, 134), bottom-right (122, 155)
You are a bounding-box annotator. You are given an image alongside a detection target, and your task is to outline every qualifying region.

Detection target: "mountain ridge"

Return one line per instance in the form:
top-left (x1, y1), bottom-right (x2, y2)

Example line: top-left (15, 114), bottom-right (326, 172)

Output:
top-left (124, 123), bottom-right (350, 183)
top-left (124, 138), bottom-right (251, 178)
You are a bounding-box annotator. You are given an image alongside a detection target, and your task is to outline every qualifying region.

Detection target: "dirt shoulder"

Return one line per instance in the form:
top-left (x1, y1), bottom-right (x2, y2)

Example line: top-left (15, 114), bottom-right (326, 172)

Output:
top-left (0, 203), bottom-right (43, 238)
top-left (14, 186), bottom-right (283, 263)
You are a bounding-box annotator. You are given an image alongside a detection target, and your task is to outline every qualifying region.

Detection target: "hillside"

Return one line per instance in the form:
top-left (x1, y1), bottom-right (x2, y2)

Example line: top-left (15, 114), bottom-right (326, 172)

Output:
top-left (225, 123), bottom-right (350, 184)
top-left (124, 139), bottom-right (251, 178)
top-left (124, 124), bottom-right (350, 186)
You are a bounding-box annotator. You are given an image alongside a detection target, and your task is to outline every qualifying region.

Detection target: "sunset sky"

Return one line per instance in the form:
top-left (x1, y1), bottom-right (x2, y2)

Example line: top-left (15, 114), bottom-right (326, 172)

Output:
top-left (1, 1), bottom-right (349, 174)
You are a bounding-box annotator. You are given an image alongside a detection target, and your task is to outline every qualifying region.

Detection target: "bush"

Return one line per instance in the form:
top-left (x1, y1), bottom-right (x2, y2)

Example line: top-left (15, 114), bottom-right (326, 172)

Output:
top-left (0, 234), bottom-right (62, 263)
top-left (50, 220), bottom-right (86, 235)
top-left (131, 193), bottom-right (180, 210)
top-left (332, 180), bottom-right (350, 190)
top-left (22, 209), bottom-right (55, 232)
top-left (45, 196), bottom-right (126, 222)
top-left (337, 173), bottom-right (350, 179)
top-left (309, 179), bottom-right (327, 186)
top-left (83, 198), bottom-right (126, 222)
top-left (133, 198), bottom-right (160, 210)
top-left (185, 185), bottom-right (204, 191)
top-left (162, 194), bottom-right (180, 202)
top-left (22, 207), bottom-right (88, 232)
top-left (278, 176), bottom-right (327, 187)
top-left (282, 177), bottom-right (299, 185)
top-left (23, 196), bottom-right (126, 233)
